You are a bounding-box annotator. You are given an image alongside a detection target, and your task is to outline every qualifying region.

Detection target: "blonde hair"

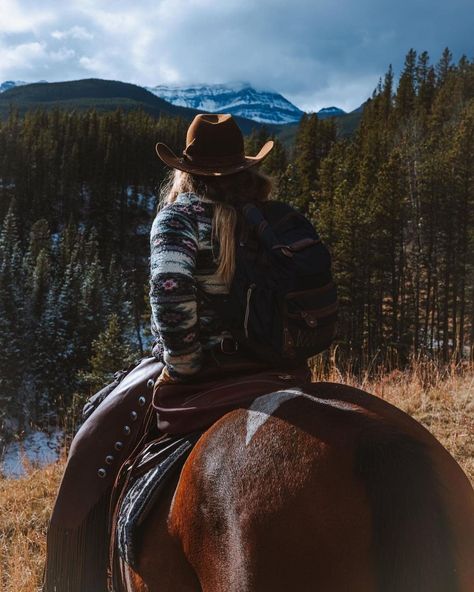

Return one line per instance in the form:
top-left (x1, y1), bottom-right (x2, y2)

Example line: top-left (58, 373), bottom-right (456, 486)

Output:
top-left (158, 167), bottom-right (274, 286)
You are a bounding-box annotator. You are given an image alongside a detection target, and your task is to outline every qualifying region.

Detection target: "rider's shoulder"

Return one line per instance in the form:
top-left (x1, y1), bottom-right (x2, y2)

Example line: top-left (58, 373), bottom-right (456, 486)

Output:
top-left (156, 193), bottom-right (213, 222)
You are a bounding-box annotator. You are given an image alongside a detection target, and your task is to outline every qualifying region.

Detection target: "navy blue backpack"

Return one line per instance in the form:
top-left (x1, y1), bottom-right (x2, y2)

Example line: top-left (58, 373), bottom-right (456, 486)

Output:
top-left (212, 200), bottom-right (338, 367)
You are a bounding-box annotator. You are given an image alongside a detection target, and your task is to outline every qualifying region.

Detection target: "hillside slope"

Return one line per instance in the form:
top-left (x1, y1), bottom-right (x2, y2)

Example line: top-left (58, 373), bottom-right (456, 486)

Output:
top-left (0, 78), bottom-right (271, 135)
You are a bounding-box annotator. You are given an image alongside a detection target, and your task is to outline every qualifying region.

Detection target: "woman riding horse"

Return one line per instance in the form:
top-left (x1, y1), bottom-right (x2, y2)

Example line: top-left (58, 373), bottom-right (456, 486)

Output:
top-left (43, 113), bottom-right (312, 592)
top-left (44, 113), bottom-right (474, 591)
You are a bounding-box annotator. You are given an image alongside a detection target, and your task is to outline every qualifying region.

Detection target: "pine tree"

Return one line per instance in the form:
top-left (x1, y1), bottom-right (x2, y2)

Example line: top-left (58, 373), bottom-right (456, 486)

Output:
top-left (292, 113), bottom-right (337, 212)
top-left (416, 51), bottom-right (436, 114)
top-left (54, 247), bottom-right (83, 401)
top-left (395, 48), bottom-right (417, 118)
top-left (436, 47), bottom-right (454, 87)
top-left (30, 284), bottom-right (61, 421)
top-left (77, 313), bottom-right (137, 394)
top-left (0, 199), bottom-right (27, 425)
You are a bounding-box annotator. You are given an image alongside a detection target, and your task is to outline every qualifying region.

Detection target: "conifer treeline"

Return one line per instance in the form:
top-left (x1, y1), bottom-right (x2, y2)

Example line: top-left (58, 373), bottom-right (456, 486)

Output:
top-left (0, 47), bottom-right (472, 432)
top-left (0, 210), bottom-right (135, 432)
top-left (0, 110), bottom-right (202, 431)
top-left (310, 48), bottom-right (474, 366)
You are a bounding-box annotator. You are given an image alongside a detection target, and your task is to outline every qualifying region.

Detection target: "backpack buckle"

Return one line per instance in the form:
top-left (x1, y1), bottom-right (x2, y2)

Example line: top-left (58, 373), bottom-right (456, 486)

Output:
top-left (220, 337), bottom-right (239, 354)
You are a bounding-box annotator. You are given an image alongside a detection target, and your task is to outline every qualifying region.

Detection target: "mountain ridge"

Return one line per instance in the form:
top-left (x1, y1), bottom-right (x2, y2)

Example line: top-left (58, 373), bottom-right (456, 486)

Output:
top-left (145, 81), bottom-right (305, 124)
top-left (1, 78), bottom-right (360, 122)
top-left (0, 78), bottom-right (267, 135)
top-left (0, 78), bottom-right (365, 141)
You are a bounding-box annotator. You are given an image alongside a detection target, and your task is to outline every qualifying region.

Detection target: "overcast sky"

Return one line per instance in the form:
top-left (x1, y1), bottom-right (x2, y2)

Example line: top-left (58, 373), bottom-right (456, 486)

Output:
top-left (0, 0), bottom-right (472, 113)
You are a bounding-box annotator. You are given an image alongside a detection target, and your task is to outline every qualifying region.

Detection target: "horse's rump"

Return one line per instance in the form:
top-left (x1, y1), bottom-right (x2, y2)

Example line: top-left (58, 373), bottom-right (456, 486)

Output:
top-left (120, 383), bottom-right (474, 592)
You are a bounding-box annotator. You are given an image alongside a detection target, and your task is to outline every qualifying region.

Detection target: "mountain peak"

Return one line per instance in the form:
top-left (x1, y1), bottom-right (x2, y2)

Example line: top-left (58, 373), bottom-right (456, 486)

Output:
top-left (145, 82), bottom-right (304, 125)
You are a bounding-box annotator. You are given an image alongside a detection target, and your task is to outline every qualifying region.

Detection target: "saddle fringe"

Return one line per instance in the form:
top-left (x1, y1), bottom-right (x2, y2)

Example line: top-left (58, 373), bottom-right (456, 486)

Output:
top-left (42, 488), bottom-right (110, 592)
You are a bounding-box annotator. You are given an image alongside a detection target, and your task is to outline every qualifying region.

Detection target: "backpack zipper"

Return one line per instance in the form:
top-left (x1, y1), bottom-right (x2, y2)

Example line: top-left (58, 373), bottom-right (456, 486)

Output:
top-left (244, 283), bottom-right (256, 338)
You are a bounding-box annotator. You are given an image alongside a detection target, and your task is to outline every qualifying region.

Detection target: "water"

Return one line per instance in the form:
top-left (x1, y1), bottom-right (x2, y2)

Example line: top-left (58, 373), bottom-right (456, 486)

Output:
top-left (0, 428), bottom-right (64, 479)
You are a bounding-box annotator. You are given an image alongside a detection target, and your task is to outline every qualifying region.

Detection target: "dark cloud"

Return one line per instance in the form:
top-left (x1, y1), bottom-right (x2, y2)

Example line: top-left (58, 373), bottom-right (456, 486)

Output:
top-left (0, 0), bottom-right (472, 112)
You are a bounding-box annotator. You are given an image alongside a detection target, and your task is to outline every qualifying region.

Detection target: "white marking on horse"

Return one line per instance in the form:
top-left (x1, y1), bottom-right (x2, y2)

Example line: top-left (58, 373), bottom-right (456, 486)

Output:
top-left (245, 388), bottom-right (304, 446)
top-left (245, 389), bottom-right (365, 447)
top-left (306, 395), bottom-right (365, 413)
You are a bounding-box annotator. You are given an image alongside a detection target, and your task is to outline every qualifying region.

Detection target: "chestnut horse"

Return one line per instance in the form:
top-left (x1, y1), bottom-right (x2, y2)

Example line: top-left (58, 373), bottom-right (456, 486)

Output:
top-left (118, 381), bottom-right (474, 592)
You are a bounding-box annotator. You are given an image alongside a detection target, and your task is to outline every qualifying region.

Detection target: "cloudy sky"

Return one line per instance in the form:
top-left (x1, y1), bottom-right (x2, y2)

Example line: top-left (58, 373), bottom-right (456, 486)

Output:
top-left (0, 0), bottom-right (472, 112)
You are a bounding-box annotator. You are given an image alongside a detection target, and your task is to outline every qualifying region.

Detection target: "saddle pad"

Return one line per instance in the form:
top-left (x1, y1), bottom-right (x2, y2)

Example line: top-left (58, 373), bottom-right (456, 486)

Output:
top-left (116, 431), bottom-right (202, 568)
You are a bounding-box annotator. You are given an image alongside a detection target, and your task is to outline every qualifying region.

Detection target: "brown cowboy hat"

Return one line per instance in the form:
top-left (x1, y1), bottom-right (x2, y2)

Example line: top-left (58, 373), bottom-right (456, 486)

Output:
top-left (155, 113), bottom-right (274, 176)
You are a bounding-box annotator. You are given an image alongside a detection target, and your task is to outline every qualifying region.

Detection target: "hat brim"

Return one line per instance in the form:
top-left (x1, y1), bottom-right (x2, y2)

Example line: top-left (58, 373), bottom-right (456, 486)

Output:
top-left (155, 140), bottom-right (274, 176)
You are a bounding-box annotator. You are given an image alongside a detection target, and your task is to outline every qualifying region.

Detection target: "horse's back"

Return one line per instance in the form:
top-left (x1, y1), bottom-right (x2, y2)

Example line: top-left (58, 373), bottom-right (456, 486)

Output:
top-left (169, 383), bottom-right (474, 592)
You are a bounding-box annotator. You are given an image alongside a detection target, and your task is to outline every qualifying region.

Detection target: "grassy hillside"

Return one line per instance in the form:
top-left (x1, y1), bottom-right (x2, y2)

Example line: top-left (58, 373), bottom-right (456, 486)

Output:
top-left (1, 363), bottom-right (472, 591)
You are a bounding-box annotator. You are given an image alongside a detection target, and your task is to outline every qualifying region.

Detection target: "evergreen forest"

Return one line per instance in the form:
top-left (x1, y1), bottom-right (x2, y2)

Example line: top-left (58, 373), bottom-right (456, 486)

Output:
top-left (0, 47), bottom-right (472, 436)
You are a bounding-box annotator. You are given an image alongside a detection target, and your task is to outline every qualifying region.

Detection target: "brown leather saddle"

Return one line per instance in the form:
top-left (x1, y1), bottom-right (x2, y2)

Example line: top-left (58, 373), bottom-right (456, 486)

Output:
top-left (106, 356), bottom-right (311, 591)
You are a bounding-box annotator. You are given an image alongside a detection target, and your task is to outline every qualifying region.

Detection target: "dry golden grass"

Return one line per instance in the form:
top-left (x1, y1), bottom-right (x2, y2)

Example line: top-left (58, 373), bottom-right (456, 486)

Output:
top-left (0, 364), bottom-right (473, 591)
top-left (0, 462), bottom-right (63, 591)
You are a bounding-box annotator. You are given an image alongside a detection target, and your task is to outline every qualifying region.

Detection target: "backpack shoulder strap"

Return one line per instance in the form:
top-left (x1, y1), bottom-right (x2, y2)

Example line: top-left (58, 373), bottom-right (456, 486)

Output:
top-left (240, 202), bottom-right (281, 251)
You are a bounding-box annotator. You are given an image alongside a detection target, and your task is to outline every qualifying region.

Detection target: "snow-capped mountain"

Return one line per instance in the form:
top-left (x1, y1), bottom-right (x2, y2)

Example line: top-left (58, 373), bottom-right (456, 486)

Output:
top-left (316, 106), bottom-right (347, 119)
top-left (145, 82), bottom-right (305, 125)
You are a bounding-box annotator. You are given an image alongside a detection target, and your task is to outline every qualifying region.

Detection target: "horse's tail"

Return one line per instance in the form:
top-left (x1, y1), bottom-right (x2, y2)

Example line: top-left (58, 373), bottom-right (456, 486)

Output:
top-left (355, 422), bottom-right (459, 592)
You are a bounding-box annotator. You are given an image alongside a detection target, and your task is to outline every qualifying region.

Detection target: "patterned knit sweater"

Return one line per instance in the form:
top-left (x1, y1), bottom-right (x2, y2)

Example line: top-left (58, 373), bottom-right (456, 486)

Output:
top-left (149, 191), bottom-right (233, 380)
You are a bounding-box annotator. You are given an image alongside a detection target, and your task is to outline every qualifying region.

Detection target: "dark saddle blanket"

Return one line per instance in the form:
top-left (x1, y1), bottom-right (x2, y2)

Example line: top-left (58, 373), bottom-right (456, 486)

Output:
top-left (114, 431), bottom-right (203, 570)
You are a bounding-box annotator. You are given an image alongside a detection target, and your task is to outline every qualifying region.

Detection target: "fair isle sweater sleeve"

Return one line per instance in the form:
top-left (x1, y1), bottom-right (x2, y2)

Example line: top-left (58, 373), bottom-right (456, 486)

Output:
top-left (149, 203), bottom-right (203, 380)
